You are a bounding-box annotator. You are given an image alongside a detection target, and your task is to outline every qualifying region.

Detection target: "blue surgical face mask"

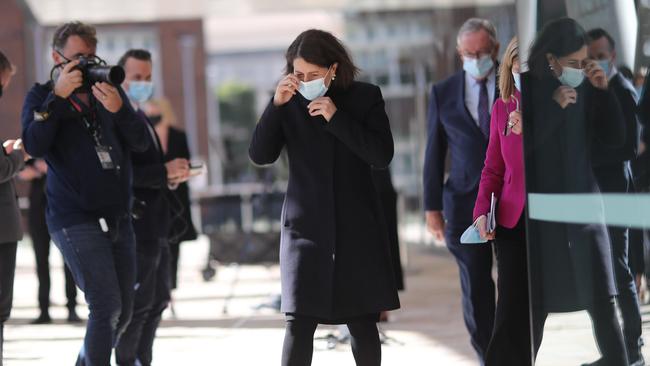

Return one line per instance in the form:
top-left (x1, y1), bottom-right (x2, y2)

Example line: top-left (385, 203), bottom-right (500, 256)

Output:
top-left (297, 67), bottom-right (332, 101)
top-left (512, 72), bottom-right (521, 91)
top-left (597, 59), bottom-right (611, 78)
top-left (127, 81), bottom-right (154, 104)
top-left (463, 55), bottom-right (494, 79)
top-left (557, 65), bottom-right (585, 88)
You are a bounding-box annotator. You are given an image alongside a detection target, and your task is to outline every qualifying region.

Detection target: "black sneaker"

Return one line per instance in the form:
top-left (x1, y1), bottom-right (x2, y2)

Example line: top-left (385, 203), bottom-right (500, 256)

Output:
top-left (30, 314), bottom-right (52, 325)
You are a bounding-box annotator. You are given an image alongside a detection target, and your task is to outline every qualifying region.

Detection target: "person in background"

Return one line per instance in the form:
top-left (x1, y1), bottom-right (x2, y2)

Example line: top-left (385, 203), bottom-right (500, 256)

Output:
top-left (522, 17), bottom-right (627, 366)
top-left (587, 28), bottom-right (644, 366)
top-left (0, 50), bottom-right (27, 366)
top-left (18, 158), bottom-right (80, 324)
top-left (115, 49), bottom-right (189, 366)
top-left (423, 18), bottom-right (500, 364)
top-left (473, 37), bottom-right (529, 366)
top-left (249, 29), bottom-right (400, 366)
top-left (143, 98), bottom-right (197, 296)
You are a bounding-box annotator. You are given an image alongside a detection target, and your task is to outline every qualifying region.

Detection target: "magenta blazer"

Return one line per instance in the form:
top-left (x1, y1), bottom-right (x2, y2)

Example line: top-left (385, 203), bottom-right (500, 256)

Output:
top-left (473, 91), bottom-right (525, 229)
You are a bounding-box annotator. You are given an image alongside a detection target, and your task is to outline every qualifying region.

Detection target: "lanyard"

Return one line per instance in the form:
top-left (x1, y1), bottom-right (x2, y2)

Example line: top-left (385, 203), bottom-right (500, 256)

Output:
top-left (68, 96), bottom-right (103, 147)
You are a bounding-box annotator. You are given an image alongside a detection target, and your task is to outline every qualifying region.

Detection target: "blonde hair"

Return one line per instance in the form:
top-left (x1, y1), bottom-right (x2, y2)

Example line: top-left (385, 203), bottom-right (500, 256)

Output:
top-left (146, 97), bottom-right (178, 128)
top-left (498, 37), bottom-right (519, 102)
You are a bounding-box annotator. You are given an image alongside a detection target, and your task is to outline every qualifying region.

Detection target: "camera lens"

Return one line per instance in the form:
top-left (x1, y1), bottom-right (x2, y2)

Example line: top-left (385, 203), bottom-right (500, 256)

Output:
top-left (87, 65), bottom-right (125, 85)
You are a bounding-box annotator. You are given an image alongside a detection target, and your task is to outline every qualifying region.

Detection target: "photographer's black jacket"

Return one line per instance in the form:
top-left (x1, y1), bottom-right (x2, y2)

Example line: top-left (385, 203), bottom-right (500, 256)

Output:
top-left (21, 82), bottom-right (149, 232)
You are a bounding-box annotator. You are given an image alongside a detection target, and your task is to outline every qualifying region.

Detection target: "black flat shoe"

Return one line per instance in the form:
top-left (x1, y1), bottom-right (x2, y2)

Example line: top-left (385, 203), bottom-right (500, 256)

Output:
top-left (30, 314), bottom-right (52, 325)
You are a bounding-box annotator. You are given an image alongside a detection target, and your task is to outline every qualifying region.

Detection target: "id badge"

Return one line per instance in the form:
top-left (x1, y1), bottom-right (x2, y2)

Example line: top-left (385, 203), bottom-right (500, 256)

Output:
top-left (95, 146), bottom-right (115, 170)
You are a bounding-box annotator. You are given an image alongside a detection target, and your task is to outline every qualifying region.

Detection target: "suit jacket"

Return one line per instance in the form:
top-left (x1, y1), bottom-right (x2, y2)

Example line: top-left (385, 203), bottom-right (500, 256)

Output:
top-left (0, 144), bottom-right (25, 243)
top-left (423, 70), bottom-right (496, 229)
top-left (249, 81), bottom-right (400, 320)
top-left (131, 112), bottom-right (170, 243)
top-left (473, 91), bottom-right (525, 228)
top-left (592, 73), bottom-right (638, 168)
top-left (164, 127), bottom-right (197, 243)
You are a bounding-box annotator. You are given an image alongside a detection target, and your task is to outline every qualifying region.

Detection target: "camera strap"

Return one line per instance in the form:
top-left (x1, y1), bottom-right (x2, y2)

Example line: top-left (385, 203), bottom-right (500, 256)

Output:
top-left (69, 95), bottom-right (116, 170)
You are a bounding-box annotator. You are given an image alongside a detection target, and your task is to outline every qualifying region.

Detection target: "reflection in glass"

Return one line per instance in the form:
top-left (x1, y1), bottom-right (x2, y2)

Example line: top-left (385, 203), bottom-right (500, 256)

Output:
top-left (522, 17), bottom-right (629, 366)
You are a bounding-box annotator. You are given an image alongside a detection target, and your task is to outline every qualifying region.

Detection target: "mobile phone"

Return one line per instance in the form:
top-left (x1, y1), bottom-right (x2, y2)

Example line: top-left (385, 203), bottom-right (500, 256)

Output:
top-left (189, 162), bottom-right (205, 177)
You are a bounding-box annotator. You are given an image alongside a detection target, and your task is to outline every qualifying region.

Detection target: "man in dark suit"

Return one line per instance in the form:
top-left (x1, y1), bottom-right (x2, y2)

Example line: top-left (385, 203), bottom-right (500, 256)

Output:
top-left (587, 28), bottom-right (645, 366)
top-left (114, 49), bottom-right (190, 366)
top-left (0, 51), bottom-right (26, 366)
top-left (423, 18), bottom-right (499, 364)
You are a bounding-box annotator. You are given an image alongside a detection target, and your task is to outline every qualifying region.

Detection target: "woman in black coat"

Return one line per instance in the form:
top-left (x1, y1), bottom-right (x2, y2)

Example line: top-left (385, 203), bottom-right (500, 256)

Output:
top-left (522, 18), bottom-right (627, 365)
top-left (249, 29), bottom-right (400, 366)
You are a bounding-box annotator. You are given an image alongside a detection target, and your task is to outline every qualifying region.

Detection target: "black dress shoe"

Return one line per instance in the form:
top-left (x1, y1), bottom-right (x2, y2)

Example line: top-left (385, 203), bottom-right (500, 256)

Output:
top-left (67, 311), bottom-right (82, 323)
top-left (30, 314), bottom-right (52, 324)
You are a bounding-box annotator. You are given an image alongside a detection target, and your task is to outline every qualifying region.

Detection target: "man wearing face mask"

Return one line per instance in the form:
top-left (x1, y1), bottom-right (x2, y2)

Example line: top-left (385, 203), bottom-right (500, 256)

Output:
top-left (587, 28), bottom-right (645, 366)
top-left (423, 18), bottom-right (499, 364)
top-left (21, 22), bottom-right (149, 366)
top-left (114, 49), bottom-right (189, 366)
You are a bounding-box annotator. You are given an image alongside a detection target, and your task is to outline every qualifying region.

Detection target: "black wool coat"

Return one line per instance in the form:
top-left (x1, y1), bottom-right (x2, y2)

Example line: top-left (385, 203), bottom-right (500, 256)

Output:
top-left (249, 81), bottom-right (401, 321)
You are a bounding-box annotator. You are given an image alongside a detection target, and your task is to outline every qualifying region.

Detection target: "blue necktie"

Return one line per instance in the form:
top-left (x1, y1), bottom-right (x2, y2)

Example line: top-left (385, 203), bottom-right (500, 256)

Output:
top-left (478, 78), bottom-right (490, 138)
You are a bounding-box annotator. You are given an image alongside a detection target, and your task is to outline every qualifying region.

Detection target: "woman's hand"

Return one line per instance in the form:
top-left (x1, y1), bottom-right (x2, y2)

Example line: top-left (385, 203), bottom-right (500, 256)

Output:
top-left (508, 110), bottom-right (523, 135)
top-left (552, 86), bottom-right (577, 109)
top-left (476, 215), bottom-right (496, 241)
top-left (584, 60), bottom-right (608, 90)
top-left (273, 74), bottom-right (300, 107)
top-left (308, 97), bottom-right (337, 122)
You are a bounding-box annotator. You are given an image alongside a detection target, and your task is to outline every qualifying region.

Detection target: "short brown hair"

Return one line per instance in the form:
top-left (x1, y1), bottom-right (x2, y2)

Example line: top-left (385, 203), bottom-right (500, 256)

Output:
top-left (52, 21), bottom-right (98, 51)
top-left (498, 37), bottom-right (518, 101)
top-left (285, 29), bottom-right (359, 89)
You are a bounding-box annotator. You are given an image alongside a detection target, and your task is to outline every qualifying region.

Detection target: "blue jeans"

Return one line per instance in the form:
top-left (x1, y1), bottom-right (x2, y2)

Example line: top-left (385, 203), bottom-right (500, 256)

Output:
top-left (115, 239), bottom-right (171, 366)
top-left (51, 217), bottom-right (136, 366)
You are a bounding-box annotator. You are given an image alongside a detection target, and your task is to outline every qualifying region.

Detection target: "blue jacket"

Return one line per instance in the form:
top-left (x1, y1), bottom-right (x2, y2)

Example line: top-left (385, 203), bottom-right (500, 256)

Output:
top-left (423, 70), bottom-right (492, 229)
top-left (21, 82), bottom-right (149, 232)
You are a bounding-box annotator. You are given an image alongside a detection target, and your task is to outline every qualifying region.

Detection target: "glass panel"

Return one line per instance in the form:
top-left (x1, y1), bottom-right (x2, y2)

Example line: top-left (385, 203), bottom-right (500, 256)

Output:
top-left (519, 0), bottom-right (647, 364)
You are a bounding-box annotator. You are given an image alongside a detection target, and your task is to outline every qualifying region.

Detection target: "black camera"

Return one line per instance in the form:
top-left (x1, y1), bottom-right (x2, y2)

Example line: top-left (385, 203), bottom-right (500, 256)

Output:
top-left (50, 55), bottom-right (125, 90)
top-left (75, 56), bottom-right (125, 85)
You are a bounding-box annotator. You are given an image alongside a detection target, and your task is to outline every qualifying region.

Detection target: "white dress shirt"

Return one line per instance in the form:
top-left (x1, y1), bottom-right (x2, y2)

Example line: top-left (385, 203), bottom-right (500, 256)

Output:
top-left (464, 68), bottom-right (497, 126)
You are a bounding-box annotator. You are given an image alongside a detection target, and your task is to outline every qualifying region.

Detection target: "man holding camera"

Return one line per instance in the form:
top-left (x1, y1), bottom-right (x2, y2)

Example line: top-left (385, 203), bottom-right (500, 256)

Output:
top-left (21, 22), bottom-right (149, 365)
top-left (114, 49), bottom-right (190, 366)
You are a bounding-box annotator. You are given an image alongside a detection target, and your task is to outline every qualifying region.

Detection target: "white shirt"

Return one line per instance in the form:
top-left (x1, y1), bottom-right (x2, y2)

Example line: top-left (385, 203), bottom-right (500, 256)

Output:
top-left (464, 68), bottom-right (497, 125)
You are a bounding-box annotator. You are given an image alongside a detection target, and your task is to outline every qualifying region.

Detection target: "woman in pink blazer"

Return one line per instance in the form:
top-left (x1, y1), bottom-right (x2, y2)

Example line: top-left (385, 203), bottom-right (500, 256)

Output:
top-left (472, 37), bottom-right (529, 366)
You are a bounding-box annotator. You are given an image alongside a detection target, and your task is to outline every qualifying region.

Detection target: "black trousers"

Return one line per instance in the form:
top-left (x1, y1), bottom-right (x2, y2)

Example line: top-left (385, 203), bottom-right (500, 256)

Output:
top-left (169, 241), bottom-right (180, 290)
top-left (607, 225), bottom-right (643, 361)
top-left (0, 242), bottom-right (18, 366)
top-left (30, 209), bottom-right (77, 313)
top-left (593, 162), bottom-right (643, 361)
top-left (486, 219), bottom-right (532, 366)
top-left (281, 316), bottom-right (381, 366)
top-left (115, 239), bottom-right (171, 366)
top-left (445, 226), bottom-right (495, 364)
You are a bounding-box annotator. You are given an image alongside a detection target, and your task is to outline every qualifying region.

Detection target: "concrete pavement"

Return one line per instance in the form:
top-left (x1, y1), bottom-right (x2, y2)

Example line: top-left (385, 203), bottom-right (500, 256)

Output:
top-left (4, 236), bottom-right (650, 365)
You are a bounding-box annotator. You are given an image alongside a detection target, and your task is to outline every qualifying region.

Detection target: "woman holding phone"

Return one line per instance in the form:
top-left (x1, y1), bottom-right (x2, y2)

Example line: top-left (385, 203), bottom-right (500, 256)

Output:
top-left (249, 29), bottom-right (400, 366)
